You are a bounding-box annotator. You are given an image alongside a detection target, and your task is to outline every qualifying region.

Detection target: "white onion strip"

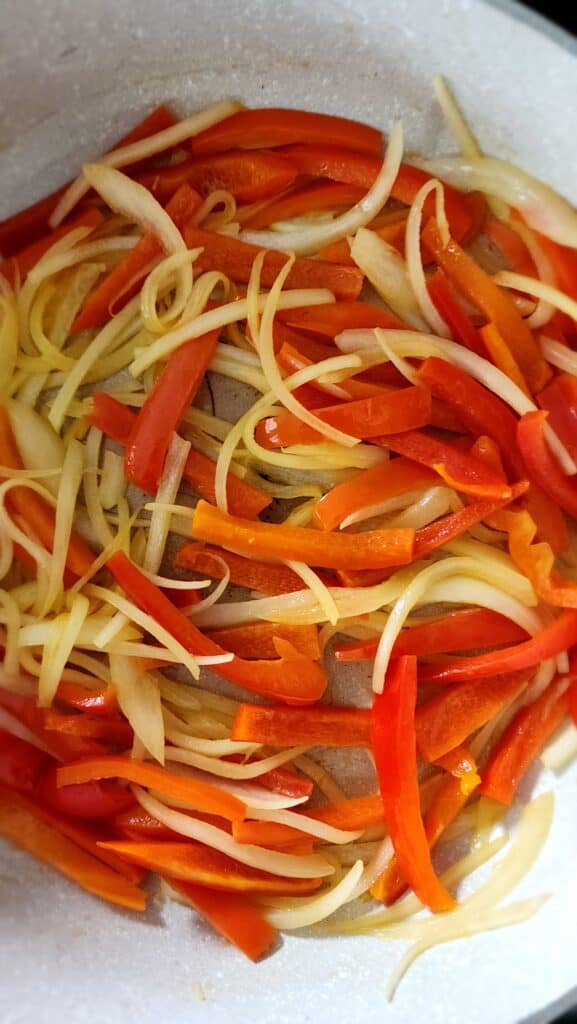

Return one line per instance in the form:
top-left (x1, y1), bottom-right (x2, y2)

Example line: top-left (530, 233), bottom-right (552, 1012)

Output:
top-left (164, 744), bottom-right (307, 780)
top-left (265, 860), bottom-right (364, 930)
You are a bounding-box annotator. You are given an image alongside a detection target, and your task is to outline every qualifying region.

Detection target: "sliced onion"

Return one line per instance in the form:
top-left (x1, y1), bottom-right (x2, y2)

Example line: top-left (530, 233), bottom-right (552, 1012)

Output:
top-left (350, 227), bottom-right (427, 329)
top-left (264, 860), bottom-right (364, 930)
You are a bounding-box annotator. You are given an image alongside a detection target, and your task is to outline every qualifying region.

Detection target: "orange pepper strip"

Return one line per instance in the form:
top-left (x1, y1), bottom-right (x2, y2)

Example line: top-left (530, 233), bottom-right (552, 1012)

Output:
top-left (280, 299), bottom-right (408, 338)
top-left (426, 268), bottom-right (486, 357)
top-left (415, 670), bottom-right (531, 763)
top-left (413, 480), bottom-right (529, 560)
top-left (232, 795), bottom-right (385, 848)
top-left (136, 149), bottom-right (298, 205)
top-left (0, 785), bottom-right (146, 911)
top-left (205, 622), bottom-right (320, 661)
top-left (480, 678), bottom-right (570, 804)
top-left (72, 184), bottom-right (204, 333)
top-left (98, 840), bottom-right (322, 895)
top-left (168, 878), bottom-right (277, 961)
top-left (371, 657), bottom-right (455, 911)
top-left (422, 219), bottom-right (550, 394)
top-left (231, 704), bottom-right (372, 748)
top-left (0, 407), bottom-right (95, 579)
top-left (0, 209), bottom-right (103, 287)
top-left (191, 498), bottom-right (414, 571)
top-left (313, 456), bottom-right (436, 531)
top-left (241, 181), bottom-right (366, 229)
top-left (485, 217), bottom-right (537, 277)
top-left (182, 225), bottom-right (364, 301)
top-left (174, 541), bottom-right (310, 594)
top-left (479, 322), bottom-right (530, 396)
top-left (108, 551), bottom-right (327, 703)
top-left (504, 509), bottom-right (577, 607)
top-left (56, 755), bottom-right (246, 822)
top-left (41, 711), bottom-right (133, 746)
top-left (517, 410), bottom-right (577, 520)
top-left (191, 108), bottom-right (383, 156)
top-left (255, 387), bottom-right (432, 449)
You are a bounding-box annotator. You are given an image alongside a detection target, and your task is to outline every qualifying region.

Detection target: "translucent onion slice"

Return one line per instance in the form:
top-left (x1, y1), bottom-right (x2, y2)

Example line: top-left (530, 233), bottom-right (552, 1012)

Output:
top-left (286, 560), bottom-right (340, 626)
top-left (494, 270), bottom-right (577, 324)
top-left (350, 227), bottom-right (427, 329)
top-left (540, 336), bottom-right (577, 376)
top-left (50, 100), bottom-right (241, 226)
top-left (163, 763), bottom-right (309, 811)
top-left (425, 577), bottom-right (543, 636)
top-left (6, 400), bottom-right (64, 498)
top-left (42, 438), bottom-right (86, 614)
top-left (109, 653), bottom-right (164, 764)
top-left (405, 178), bottom-right (451, 335)
top-left (248, 806), bottom-right (363, 845)
top-left (264, 860), bottom-right (364, 930)
top-left (144, 433), bottom-right (191, 575)
top-left (164, 744), bottom-right (307, 780)
top-left (38, 594), bottom-right (90, 707)
top-left (134, 786), bottom-right (334, 879)
top-left (240, 121), bottom-right (403, 255)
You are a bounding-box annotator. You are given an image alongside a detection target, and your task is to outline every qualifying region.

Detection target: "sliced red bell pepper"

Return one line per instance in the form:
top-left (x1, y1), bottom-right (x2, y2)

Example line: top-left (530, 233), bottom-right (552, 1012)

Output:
top-left (72, 184), bottom-right (203, 333)
top-left (124, 330), bottom-right (218, 493)
top-left (253, 764), bottom-right (313, 801)
top-left (191, 108), bottom-right (382, 157)
top-left (37, 765), bottom-right (135, 819)
top-left (505, 509), bottom-right (577, 607)
top-left (469, 434), bottom-right (506, 476)
top-left (422, 219), bottom-right (550, 394)
top-left (313, 455), bottom-right (437, 532)
top-left (0, 689), bottom-right (106, 763)
top-left (0, 208), bottom-right (103, 288)
top-left (107, 551), bottom-right (327, 703)
top-left (98, 840), bottom-right (321, 895)
top-left (480, 677), bottom-right (570, 804)
top-left (41, 710), bottom-right (133, 747)
top-left (55, 681), bottom-right (119, 717)
top-left (240, 181), bottom-right (365, 229)
top-left (276, 340), bottom-right (387, 402)
top-left (377, 428), bottom-right (513, 501)
top-left (231, 704), bottom-right (371, 748)
top-left (114, 807), bottom-right (180, 841)
top-left (535, 233), bottom-right (577, 303)
top-left (0, 785), bottom-right (146, 911)
top-left (205, 621), bottom-right (320, 660)
top-left (0, 407), bottom-right (95, 579)
top-left (0, 731), bottom-right (51, 792)
top-left (256, 387), bottom-right (432, 449)
top-left (334, 607), bottom-right (528, 662)
top-left (0, 104), bottom-right (176, 256)
top-left (413, 479), bottom-right (528, 560)
top-left (485, 217), bottom-right (537, 277)
top-left (182, 225), bottom-right (364, 301)
top-left (415, 670), bottom-right (530, 763)
top-left (537, 373), bottom-right (577, 463)
top-left (57, 754), bottom-right (246, 822)
top-left (370, 656), bottom-right (454, 911)
top-left (426, 269), bottom-right (486, 357)
top-left (232, 794), bottom-right (385, 847)
top-left (88, 394), bottom-right (271, 519)
top-left (418, 609), bottom-right (577, 685)
top-left (168, 878), bottom-right (277, 961)
top-left (280, 299), bottom-right (408, 338)
top-left (517, 410), bottom-right (577, 519)
top-left (191, 498), bottom-right (415, 571)
top-left (137, 149), bottom-right (298, 205)
top-left (569, 679), bottom-right (577, 727)
top-left (175, 541), bottom-right (312, 594)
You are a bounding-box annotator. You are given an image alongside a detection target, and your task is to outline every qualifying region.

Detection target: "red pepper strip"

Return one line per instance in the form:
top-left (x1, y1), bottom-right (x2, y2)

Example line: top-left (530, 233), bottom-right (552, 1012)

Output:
top-left (191, 498), bottom-right (414, 571)
top-left (276, 146), bottom-right (479, 242)
top-left (517, 410), bottom-right (577, 519)
top-left (413, 480), bottom-right (529, 560)
top-left (280, 299), bottom-right (408, 338)
top-left (124, 330), bottom-right (218, 493)
top-left (378, 429), bottom-right (513, 501)
top-left (371, 657), bottom-right (454, 911)
top-left (205, 622), bottom-right (321, 660)
top-left (470, 435), bottom-right (505, 476)
top-left (40, 711), bottom-right (133, 747)
top-left (537, 373), bottom-right (577, 463)
top-left (523, 482), bottom-right (569, 557)
top-left (175, 541), bottom-right (310, 594)
top-left (415, 671), bottom-right (531, 763)
top-left (427, 269), bottom-right (486, 356)
top-left (505, 509), bottom-right (577, 607)
top-left (485, 217), bottom-right (537, 277)
top-left (191, 108), bottom-right (382, 157)
top-left (334, 607), bottom-right (529, 662)
top-left (314, 456), bottom-right (436, 532)
top-left (0, 785), bottom-right (146, 911)
top-left (0, 689), bottom-right (106, 763)
top-left (0, 104), bottom-right (177, 256)
top-left (57, 755), bottom-right (246, 822)
top-left (169, 878), bottom-right (277, 961)
top-left (182, 225), bottom-right (364, 301)
top-left (137, 149), bottom-right (298, 205)
top-left (0, 208), bottom-right (103, 287)
top-left (374, 770), bottom-right (475, 905)
top-left (535, 234), bottom-right (577, 303)
top-left (569, 679), bottom-right (577, 727)
top-left (99, 840), bottom-right (321, 895)
top-left (88, 394), bottom-right (271, 519)
top-left (245, 764), bottom-right (314, 801)
top-left (231, 704), bottom-right (372, 748)
top-left (55, 681), bottom-right (118, 717)
top-left (107, 551), bottom-right (327, 704)
top-left (255, 386), bottom-right (432, 449)
top-left (480, 677), bottom-right (570, 804)
top-left (418, 609), bottom-right (577, 685)
top-left (423, 219), bottom-right (550, 394)
top-left (37, 765), bottom-right (135, 819)
top-left (232, 794), bottom-right (385, 847)
top-left (114, 807), bottom-right (181, 841)
top-left (0, 407), bottom-right (95, 579)
top-left (0, 731), bottom-right (51, 792)
top-left (240, 181), bottom-right (366, 229)
top-left (480, 322), bottom-right (530, 396)
top-left (277, 340), bottom-right (388, 402)
top-left (72, 184), bottom-right (203, 333)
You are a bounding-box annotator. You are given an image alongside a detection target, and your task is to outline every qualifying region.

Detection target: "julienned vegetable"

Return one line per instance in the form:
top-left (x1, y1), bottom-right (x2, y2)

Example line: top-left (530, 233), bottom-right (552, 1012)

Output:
top-left (0, 83), bottom-right (576, 985)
